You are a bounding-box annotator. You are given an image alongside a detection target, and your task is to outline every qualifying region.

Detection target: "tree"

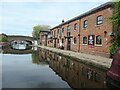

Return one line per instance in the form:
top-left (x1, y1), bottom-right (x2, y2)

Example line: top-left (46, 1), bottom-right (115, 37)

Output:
top-left (109, 0), bottom-right (120, 57)
top-left (32, 25), bottom-right (50, 39)
top-left (0, 33), bottom-right (8, 42)
top-left (109, 0), bottom-right (120, 34)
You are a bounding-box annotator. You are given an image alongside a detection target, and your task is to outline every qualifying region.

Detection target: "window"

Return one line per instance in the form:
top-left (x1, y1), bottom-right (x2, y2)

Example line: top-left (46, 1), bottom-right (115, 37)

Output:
top-left (67, 25), bottom-right (71, 36)
top-left (96, 36), bottom-right (102, 45)
top-left (84, 20), bottom-right (88, 28)
top-left (54, 31), bottom-right (56, 37)
top-left (83, 37), bottom-right (87, 44)
top-left (62, 38), bottom-right (64, 43)
top-left (62, 28), bottom-right (64, 33)
top-left (58, 29), bottom-right (59, 33)
top-left (97, 15), bottom-right (102, 25)
top-left (59, 28), bottom-right (62, 38)
top-left (74, 23), bottom-right (78, 31)
top-left (57, 39), bottom-right (59, 43)
top-left (74, 37), bottom-right (77, 44)
top-left (50, 39), bottom-right (53, 43)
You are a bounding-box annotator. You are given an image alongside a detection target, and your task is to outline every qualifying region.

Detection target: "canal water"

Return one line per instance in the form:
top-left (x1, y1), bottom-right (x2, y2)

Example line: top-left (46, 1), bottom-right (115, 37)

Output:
top-left (1, 44), bottom-right (117, 88)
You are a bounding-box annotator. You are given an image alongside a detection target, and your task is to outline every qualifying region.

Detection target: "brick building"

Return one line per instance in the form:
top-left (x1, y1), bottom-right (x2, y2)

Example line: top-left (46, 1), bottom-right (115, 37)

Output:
top-left (43, 2), bottom-right (114, 57)
top-left (40, 29), bottom-right (50, 46)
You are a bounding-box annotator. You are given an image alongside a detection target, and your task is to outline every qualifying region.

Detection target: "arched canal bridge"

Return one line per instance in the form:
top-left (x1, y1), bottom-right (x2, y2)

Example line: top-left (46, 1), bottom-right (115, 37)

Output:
top-left (7, 35), bottom-right (35, 45)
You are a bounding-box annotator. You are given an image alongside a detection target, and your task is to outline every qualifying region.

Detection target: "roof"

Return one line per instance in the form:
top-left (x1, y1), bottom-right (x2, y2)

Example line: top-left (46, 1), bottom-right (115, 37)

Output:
top-left (39, 26), bottom-right (50, 32)
top-left (50, 2), bottom-right (112, 30)
top-left (40, 29), bottom-right (50, 32)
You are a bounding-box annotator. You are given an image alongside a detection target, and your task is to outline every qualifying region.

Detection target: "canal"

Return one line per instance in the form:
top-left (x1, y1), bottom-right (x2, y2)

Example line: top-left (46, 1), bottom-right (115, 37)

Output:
top-left (1, 44), bottom-right (117, 88)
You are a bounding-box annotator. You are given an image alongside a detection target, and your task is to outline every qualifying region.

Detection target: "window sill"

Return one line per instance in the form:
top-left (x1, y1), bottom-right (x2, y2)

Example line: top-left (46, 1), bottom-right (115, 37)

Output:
top-left (74, 29), bottom-right (77, 31)
top-left (82, 44), bottom-right (88, 46)
top-left (73, 43), bottom-right (77, 45)
top-left (82, 28), bottom-right (88, 30)
top-left (95, 24), bottom-right (103, 27)
top-left (95, 44), bottom-right (102, 47)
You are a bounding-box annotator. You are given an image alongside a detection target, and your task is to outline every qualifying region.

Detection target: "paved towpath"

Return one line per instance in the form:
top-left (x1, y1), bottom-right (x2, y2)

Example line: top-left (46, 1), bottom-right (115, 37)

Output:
top-left (33, 45), bottom-right (113, 71)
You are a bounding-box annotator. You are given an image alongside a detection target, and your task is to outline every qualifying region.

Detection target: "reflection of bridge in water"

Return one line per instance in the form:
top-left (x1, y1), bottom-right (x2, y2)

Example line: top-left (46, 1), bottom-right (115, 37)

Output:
top-left (2, 46), bottom-right (35, 54)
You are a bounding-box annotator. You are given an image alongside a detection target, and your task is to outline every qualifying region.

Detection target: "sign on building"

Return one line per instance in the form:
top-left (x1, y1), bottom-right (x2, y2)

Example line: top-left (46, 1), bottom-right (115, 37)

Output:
top-left (88, 35), bottom-right (94, 47)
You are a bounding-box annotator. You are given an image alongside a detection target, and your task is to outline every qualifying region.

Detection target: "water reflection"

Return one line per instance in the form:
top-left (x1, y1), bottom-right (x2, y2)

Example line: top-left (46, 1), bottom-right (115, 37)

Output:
top-left (11, 44), bottom-right (32, 50)
top-left (2, 47), bottom-right (118, 88)
top-left (35, 48), bottom-right (117, 88)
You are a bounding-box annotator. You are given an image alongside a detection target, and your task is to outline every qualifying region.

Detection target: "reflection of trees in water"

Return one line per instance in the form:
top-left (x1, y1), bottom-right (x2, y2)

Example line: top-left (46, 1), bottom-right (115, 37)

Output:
top-left (31, 50), bottom-right (48, 65)
top-left (32, 51), bottom-right (40, 64)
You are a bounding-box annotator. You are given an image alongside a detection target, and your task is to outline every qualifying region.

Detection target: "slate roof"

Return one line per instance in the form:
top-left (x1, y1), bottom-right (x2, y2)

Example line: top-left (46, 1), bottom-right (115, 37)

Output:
top-left (50, 2), bottom-right (112, 30)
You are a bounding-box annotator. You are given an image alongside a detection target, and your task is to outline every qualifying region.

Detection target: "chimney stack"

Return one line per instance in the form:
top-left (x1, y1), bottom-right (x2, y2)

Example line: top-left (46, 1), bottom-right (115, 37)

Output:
top-left (62, 19), bottom-right (64, 23)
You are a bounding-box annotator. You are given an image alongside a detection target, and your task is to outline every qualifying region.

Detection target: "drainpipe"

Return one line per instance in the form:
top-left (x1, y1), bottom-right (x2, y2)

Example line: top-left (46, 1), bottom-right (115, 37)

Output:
top-left (78, 19), bottom-right (80, 52)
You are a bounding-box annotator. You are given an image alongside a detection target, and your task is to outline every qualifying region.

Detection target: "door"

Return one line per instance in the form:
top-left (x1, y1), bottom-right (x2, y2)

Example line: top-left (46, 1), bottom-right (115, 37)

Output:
top-left (54, 39), bottom-right (56, 48)
top-left (67, 38), bottom-right (71, 50)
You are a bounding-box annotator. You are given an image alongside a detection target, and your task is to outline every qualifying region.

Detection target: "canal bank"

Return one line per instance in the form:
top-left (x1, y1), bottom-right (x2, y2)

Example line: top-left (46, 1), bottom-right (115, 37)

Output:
top-left (33, 45), bottom-right (112, 71)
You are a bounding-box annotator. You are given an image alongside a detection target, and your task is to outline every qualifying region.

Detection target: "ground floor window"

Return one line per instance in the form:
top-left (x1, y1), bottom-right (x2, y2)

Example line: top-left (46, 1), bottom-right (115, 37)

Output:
top-left (96, 36), bottom-right (102, 45)
top-left (74, 37), bottom-right (77, 44)
top-left (62, 38), bottom-right (64, 43)
top-left (83, 37), bottom-right (87, 44)
top-left (57, 39), bottom-right (59, 43)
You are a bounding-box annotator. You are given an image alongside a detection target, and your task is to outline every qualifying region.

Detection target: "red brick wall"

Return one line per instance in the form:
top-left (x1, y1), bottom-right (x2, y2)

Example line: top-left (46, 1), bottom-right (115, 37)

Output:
top-left (50, 7), bottom-right (113, 57)
top-left (40, 32), bottom-right (47, 46)
top-left (80, 7), bottom-right (113, 57)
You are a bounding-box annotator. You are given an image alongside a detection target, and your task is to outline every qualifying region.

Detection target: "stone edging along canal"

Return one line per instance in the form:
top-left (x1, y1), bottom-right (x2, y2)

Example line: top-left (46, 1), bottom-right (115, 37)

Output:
top-left (33, 45), bottom-right (113, 71)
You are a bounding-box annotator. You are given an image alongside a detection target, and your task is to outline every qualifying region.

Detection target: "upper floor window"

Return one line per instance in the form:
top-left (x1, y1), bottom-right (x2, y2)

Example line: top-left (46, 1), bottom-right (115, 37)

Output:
top-left (83, 37), bottom-right (87, 44)
top-left (74, 37), bottom-right (77, 44)
top-left (97, 15), bottom-right (103, 25)
top-left (67, 25), bottom-right (71, 31)
top-left (74, 23), bottom-right (78, 31)
top-left (59, 28), bottom-right (62, 38)
top-left (96, 36), bottom-right (102, 45)
top-left (67, 25), bottom-right (71, 36)
top-left (84, 20), bottom-right (88, 28)
top-left (62, 28), bottom-right (64, 33)
top-left (54, 31), bottom-right (56, 37)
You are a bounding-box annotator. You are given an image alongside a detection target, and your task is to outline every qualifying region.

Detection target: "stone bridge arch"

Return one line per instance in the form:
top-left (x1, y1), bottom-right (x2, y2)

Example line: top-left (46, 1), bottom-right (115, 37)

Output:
top-left (7, 35), bottom-right (35, 45)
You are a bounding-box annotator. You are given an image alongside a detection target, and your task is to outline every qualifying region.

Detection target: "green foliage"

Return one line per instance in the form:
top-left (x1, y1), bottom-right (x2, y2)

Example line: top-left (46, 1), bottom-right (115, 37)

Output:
top-left (32, 25), bottom-right (50, 39)
top-left (109, 1), bottom-right (120, 57)
top-left (109, 1), bottom-right (120, 31)
top-left (32, 51), bottom-right (40, 64)
top-left (0, 34), bottom-right (8, 42)
top-left (110, 35), bottom-right (120, 57)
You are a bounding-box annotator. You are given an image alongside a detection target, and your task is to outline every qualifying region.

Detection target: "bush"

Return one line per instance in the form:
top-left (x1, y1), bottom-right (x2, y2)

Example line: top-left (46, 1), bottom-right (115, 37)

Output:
top-left (110, 35), bottom-right (120, 57)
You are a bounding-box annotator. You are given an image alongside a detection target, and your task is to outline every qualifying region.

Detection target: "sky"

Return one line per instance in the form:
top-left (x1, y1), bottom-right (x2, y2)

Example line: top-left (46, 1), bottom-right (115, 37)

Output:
top-left (0, 0), bottom-right (112, 36)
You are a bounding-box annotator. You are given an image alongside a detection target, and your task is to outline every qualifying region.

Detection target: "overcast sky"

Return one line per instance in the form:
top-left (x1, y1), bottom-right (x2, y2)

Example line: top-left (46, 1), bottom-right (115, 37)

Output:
top-left (0, 0), bottom-right (111, 36)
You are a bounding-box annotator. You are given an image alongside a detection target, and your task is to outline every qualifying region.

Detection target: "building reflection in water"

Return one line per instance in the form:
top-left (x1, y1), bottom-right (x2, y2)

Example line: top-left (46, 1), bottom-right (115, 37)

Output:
top-left (35, 48), bottom-right (108, 88)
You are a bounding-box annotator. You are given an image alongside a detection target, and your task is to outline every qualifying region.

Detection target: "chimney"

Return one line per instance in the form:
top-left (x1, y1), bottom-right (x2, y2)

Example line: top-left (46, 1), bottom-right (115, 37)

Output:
top-left (62, 19), bottom-right (64, 23)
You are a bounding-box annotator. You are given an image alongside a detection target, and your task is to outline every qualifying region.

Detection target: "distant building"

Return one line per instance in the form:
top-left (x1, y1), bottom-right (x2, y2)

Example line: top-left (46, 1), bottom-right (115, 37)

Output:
top-left (40, 29), bottom-right (50, 46)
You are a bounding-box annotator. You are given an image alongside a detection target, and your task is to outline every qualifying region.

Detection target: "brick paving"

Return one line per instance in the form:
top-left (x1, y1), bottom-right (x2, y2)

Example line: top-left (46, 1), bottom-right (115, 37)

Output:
top-left (34, 45), bottom-right (113, 71)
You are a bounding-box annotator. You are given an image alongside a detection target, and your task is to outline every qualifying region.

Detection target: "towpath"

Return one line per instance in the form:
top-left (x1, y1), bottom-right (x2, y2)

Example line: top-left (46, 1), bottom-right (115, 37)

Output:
top-left (33, 45), bottom-right (113, 71)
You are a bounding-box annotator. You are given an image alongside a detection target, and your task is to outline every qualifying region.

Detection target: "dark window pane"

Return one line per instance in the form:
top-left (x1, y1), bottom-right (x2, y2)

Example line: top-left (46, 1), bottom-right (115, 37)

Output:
top-left (96, 36), bottom-right (102, 45)
top-left (83, 37), bottom-right (87, 44)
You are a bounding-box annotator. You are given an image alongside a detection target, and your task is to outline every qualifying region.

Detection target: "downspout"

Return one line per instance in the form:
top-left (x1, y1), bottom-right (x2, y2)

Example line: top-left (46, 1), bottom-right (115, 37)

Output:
top-left (78, 19), bottom-right (81, 52)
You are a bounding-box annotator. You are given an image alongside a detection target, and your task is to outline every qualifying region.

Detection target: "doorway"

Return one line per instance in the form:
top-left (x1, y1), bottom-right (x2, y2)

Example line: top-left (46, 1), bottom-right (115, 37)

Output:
top-left (67, 38), bottom-right (71, 50)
